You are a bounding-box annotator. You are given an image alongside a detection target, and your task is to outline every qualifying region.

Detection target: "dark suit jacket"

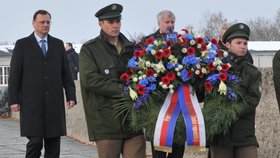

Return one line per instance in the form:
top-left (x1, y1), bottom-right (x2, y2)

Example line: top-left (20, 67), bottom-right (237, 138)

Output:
top-left (8, 33), bottom-right (76, 138)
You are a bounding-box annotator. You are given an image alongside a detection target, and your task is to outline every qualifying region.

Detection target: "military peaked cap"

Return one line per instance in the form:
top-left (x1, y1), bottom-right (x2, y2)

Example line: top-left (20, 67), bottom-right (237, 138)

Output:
top-left (95, 3), bottom-right (123, 20)
top-left (222, 23), bottom-right (250, 43)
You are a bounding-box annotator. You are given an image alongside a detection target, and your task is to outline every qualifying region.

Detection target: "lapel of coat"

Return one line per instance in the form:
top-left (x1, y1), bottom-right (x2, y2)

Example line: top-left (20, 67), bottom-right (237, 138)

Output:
top-left (28, 33), bottom-right (45, 59)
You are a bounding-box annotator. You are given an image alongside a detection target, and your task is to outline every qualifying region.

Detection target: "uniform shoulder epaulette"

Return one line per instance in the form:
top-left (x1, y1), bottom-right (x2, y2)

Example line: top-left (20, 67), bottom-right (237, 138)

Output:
top-left (83, 38), bottom-right (98, 45)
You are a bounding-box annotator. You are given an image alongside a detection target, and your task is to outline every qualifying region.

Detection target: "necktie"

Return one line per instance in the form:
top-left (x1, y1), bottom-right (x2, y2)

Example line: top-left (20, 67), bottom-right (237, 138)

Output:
top-left (40, 40), bottom-right (47, 55)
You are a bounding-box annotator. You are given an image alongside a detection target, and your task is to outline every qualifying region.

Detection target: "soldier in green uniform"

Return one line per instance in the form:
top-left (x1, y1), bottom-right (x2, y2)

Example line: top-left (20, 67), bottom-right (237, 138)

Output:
top-left (208, 23), bottom-right (262, 158)
top-left (273, 50), bottom-right (280, 114)
top-left (79, 3), bottom-right (146, 158)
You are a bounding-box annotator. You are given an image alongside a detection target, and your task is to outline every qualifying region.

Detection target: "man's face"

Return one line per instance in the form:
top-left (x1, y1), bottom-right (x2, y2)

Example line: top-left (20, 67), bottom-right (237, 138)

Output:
top-left (226, 38), bottom-right (248, 57)
top-left (99, 19), bottom-right (121, 38)
top-left (158, 15), bottom-right (175, 33)
top-left (32, 14), bottom-right (51, 37)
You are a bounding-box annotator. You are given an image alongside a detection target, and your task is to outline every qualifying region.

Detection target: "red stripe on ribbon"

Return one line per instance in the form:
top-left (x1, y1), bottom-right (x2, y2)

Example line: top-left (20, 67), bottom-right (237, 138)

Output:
top-left (159, 91), bottom-right (178, 146)
top-left (183, 85), bottom-right (200, 146)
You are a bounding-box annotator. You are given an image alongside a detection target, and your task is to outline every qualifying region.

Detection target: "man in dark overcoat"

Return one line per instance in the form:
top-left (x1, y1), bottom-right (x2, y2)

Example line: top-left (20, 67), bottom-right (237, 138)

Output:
top-left (8, 10), bottom-right (76, 158)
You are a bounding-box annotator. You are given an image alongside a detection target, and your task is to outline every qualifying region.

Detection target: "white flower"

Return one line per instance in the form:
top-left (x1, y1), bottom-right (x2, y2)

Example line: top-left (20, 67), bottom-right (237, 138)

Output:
top-left (190, 40), bottom-right (196, 45)
top-left (159, 82), bottom-right (163, 86)
top-left (128, 86), bottom-right (138, 101)
top-left (169, 84), bottom-right (174, 89)
top-left (151, 50), bottom-right (156, 55)
top-left (178, 64), bottom-right (183, 70)
top-left (197, 44), bottom-right (201, 49)
top-left (154, 40), bottom-right (159, 46)
top-left (154, 60), bottom-right (166, 73)
top-left (175, 67), bottom-right (180, 71)
top-left (223, 51), bottom-right (229, 57)
top-left (212, 62), bottom-right (217, 66)
top-left (217, 66), bottom-right (222, 71)
top-left (138, 76), bottom-right (143, 80)
top-left (138, 71), bottom-right (143, 74)
top-left (195, 70), bottom-right (200, 75)
top-left (154, 73), bottom-right (158, 77)
top-left (201, 68), bottom-right (207, 74)
top-left (142, 75), bottom-right (147, 79)
top-left (182, 48), bottom-right (187, 53)
top-left (196, 64), bottom-right (201, 69)
top-left (177, 72), bottom-right (181, 76)
top-left (146, 61), bottom-right (151, 67)
top-left (162, 84), bottom-right (168, 89)
top-left (133, 77), bottom-right (138, 82)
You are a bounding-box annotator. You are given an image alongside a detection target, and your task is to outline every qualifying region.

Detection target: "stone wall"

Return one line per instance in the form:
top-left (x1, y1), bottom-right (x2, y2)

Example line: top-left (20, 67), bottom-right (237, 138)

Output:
top-left (12, 68), bottom-right (280, 157)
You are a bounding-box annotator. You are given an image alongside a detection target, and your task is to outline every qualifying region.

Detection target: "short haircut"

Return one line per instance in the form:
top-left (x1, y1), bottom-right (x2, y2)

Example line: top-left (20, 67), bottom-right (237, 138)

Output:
top-left (33, 10), bottom-right (51, 21)
top-left (157, 10), bottom-right (175, 24)
top-left (66, 42), bottom-right (73, 48)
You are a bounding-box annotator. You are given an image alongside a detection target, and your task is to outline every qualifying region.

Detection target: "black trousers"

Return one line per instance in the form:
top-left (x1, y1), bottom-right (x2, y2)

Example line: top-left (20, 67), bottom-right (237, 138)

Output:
top-left (26, 137), bottom-right (61, 158)
top-left (151, 141), bottom-right (185, 158)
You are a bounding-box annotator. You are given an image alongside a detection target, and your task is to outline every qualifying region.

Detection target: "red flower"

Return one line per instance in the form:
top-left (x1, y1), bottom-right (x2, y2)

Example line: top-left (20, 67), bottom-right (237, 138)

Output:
top-left (166, 72), bottom-right (176, 81)
top-left (210, 38), bottom-right (218, 45)
top-left (133, 50), bottom-right (143, 58)
top-left (161, 76), bottom-right (170, 85)
top-left (146, 69), bottom-right (155, 77)
top-left (166, 40), bottom-right (172, 46)
top-left (178, 37), bottom-right (187, 46)
top-left (207, 62), bottom-right (216, 71)
top-left (120, 73), bottom-right (130, 81)
top-left (218, 50), bottom-right (223, 58)
top-left (200, 43), bottom-right (207, 51)
top-left (187, 47), bottom-right (195, 55)
top-left (187, 71), bottom-right (193, 78)
top-left (146, 37), bottom-right (154, 45)
top-left (219, 73), bottom-right (228, 81)
top-left (155, 50), bottom-right (164, 60)
top-left (196, 37), bottom-right (204, 44)
top-left (163, 48), bottom-right (172, 58)
top-left (137, 84), bottom-right (146, 95)
top-left (204, 81), bottom-right (213, 91)
top-left (221, 64), bottom-right (230, 72)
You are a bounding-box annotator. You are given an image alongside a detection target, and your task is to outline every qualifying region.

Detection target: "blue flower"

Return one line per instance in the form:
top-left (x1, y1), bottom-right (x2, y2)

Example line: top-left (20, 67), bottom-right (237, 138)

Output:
top-left (147, 77), bottom-right (157, 82)
top-left (146, 44), bottom-right (154, 53)
top-left (128, 57), bottom-right (138, 68)
top-left (182, 34), bottom-right (195, 40)
top-left (182, 55), bottom-right (199, 66)
top-left (180, 69), bottom-right (190, 82)
top-left (166, 62), bottom-right (175, 69)
top-left (227, 87), bottom-right (237, 100)
top-left (134, 94), bottom-right (149, 109)
top-left (207, 74), bottom-right (220, 84)
top-left (139, 79), bottom-right (149, 86)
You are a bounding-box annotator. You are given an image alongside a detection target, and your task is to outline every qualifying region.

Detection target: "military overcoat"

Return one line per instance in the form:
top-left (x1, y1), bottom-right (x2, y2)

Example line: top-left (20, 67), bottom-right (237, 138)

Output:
top-left (79, 31), bottom-right (139, 141)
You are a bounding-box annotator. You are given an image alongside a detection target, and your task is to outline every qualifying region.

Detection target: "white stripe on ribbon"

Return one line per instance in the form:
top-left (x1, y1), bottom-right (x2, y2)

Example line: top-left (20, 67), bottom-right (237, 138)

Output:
top-left (153, 92), bottom-right (172, 147)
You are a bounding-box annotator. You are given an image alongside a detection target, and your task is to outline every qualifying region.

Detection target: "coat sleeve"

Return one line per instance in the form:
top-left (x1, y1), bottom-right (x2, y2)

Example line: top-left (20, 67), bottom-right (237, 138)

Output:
top-left (238, 67), bottom-right (262, 117)
top-left (8, 40), bottom-right (23, 106)
top-left (79, 44), bottom-right (123, 97)
top-left (273, 50), bottom-right (280, 113)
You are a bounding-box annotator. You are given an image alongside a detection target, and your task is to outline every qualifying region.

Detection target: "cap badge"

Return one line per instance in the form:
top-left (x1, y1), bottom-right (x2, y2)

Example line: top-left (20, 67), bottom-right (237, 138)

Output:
top-left (111, 4), bottom-right (117, 10)
top-left (239, 24), bottom-right (244, 29)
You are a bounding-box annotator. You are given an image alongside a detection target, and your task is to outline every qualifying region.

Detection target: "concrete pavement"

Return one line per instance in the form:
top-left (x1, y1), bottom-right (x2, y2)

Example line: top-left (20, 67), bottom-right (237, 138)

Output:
top-left (0, 118), bottom-right (98, 158)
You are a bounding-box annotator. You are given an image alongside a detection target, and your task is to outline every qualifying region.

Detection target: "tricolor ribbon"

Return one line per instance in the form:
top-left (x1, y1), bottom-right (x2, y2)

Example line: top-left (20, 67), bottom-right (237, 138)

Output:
top-left (153, 84), bottom-right (206, 153)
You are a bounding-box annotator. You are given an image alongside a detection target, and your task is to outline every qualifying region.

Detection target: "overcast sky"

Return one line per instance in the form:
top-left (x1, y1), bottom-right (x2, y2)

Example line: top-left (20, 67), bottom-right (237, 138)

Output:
top-left (1, 0), bottom-right (280, 44)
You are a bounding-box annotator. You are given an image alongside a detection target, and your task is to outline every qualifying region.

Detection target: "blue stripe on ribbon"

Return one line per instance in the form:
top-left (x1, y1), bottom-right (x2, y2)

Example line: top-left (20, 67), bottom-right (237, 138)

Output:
top-left (178, 85), bottom-right (194, 146)
top-left (166, 101), bottom-right (181, 147)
